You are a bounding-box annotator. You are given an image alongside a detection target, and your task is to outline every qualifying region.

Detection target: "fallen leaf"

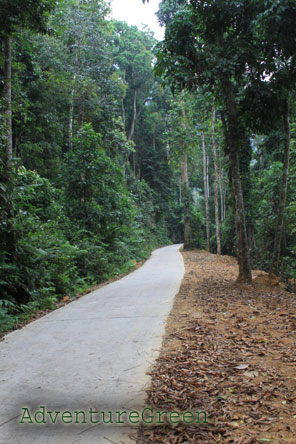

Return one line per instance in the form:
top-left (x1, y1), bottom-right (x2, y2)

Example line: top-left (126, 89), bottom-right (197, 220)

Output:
top-left (235, 364), bottom-right (249, 370)
top-left (244, 370), bottom-right (259, 378)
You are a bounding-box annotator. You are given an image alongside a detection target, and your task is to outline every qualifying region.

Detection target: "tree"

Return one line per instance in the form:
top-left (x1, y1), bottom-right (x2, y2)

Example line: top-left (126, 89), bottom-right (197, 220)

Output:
top-left (211, 104), bottom-right (221, 255)
top-left (201, 130), bottom-right (210, 251)
top-left (0, 0), bottom-right (56, 160)
top-left (153, 0), bottom-right (270, 282)
top-left (239, 0), bottom-right (296, 276)
top-left (112, 21), bottom-right (155, 173)
top-left (180, 91), bottom-right (192, 249)
top-left (0, 0), bottom-right (56, 255)
top-left (0, 1), bottom-right (186, 328)
top-left (255, 1), bottom-right (296, 276)
top-left (164, 91), bottom-right (196, 248)
top-left (54, 0), bottom-right (112, 149)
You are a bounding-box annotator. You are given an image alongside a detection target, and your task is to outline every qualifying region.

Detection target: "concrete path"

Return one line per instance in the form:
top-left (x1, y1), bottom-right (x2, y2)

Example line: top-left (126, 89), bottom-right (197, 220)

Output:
top-left (0, 244), bottom-right (184, 444)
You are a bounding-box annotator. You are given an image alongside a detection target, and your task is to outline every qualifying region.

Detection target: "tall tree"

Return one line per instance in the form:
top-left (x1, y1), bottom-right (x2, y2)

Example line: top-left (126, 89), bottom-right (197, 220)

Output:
top-left (211, 103), bottom-right (221, 255)
top-left (256, 1), bottom-right (296, 276)
top-left (0, 0), bottom-right (56, 157)
top-left (3, 36), bottom-right (12, 166)
top-left (241, 0), bottom-right (296, 275)
top-left (201, 130), bottom-right (210, 251)
top-left (154, 0), bottom-right (264, 282)
top-left (0, 0), bottom-right (56, 254)
top-left (180, 93), bottom-right (192, 249)
top-left (269, 99), bottom-right (291, 275)
top-left (112, 21), bottom-right (155, 173)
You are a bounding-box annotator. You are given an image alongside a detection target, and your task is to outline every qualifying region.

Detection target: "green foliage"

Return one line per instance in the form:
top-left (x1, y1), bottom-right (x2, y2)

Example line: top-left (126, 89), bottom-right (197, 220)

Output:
top-left (0, 0), bottom-right (56, 36)
top-left (0, 0), bottom-right (178, 333)
top-left (190, 207), bottom-right (206, 249)
top-left (0, 167), bottom-right (79, 303)
top-left (0, 124), bottom-right (172, 333)
top-left (0, 300), bottom-right (18, 331)
top-left (244, 122), bottom-right (296, 280)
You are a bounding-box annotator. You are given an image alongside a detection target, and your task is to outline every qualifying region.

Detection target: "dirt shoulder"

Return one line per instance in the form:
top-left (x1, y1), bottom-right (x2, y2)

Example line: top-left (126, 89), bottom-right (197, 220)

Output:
top-left (138, 250), bottom-right (296, 444)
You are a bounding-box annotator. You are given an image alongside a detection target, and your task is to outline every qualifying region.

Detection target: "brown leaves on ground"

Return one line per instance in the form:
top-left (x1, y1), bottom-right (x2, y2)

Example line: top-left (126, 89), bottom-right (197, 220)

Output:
top-left (138, 250), bottom-right (296, 444)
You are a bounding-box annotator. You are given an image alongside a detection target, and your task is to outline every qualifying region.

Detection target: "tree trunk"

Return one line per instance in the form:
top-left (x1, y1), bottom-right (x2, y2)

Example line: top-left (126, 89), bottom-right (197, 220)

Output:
top-left (218, 150), bottom-right (225, 222)
top-left (122, 98), bottom-right (126, 130)
top-left (78, 95), bottom-right (85, 127)
top-left (211, 103), bottom-right (221, 255)
top-left (2, 35), bottom-right (15, 255)
top-left (128, 92), bottom-right (150, 142)
top-left (222, 79), bottom-right (252, 283)
top-left (219, 170), bottom-right (224, 222)
top-left (128, 90), bottom-right (137, 141)
top-left (4, 36), bottom-right (13, 164)
top-left (202, 131), bottom-right (210, 252)
top-left (179, 180), bottom-right (182, 205)
top-left (219, 179), bottom-right (223, 221)
top-left (181, 152), bottom-right (189, 186)
top-left (68, 0), bottom-right (81, 150)
top-left (69, 76), bottom-right (75, 151)
top-left (206, 154), bottom-right (210, 199)
top-left (180, 94), bottom-right (191, 249)
top-left (182, 155), bottom-right (191, 249)
top-left (223, 186), bottom-right (227, 222)
top-left (127, 93), bottom-right (150, 175)
top-left (223, 187), bottom-right (226, 222)
top-left (182, 152), bottom-right (191, 248)
top-left (269, 98), bottom-right (290, 276)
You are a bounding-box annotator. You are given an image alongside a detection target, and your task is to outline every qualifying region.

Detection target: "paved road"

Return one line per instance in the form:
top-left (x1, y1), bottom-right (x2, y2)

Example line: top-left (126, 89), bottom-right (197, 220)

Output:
top-left (0, 244), bottom-right (184, 444)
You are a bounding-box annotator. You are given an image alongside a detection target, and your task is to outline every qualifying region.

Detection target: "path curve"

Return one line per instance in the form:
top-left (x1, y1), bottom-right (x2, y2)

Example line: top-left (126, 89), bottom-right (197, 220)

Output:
top-left (0, 244), bottom-right (184, 444)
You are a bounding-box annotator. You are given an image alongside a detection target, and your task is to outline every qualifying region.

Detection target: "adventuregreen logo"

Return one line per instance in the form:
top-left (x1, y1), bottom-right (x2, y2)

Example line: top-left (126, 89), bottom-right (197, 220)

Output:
top-left (20, 406), bottom-right (208, 426)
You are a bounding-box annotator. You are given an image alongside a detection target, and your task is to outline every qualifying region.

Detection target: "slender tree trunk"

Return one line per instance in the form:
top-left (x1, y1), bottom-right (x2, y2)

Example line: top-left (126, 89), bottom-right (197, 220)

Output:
top-left (69, 74), bottom-right (76, 151)
top-left (206, 155), bottom-right (210, 199)
top-left (4, 36), bottom-right (13, 164)
top-left (222, 79), bottom-right (252, 283)
top-left (179, 180), bottom-right (182, 205)
top-left (211, 104), bottom-right (221, 255)
top-left (182, 151), bottom-right (191, 249)
top-left (219, 181), bottom-right (223, 221)
top-left (269, 98), bottom-right (290, 276)
top-left (128, 90), bottom-right (137, 175)
top-left (202, 131), bottom-right (210, 251)
top-left (181, 152), bottom-right (189, 185)
top-left (78, 96), bottom-right (85, 127)
top-left (127, 92), bottom-right (150, 175)
top-left (128, 93), bottom-right (150, 141)
top-left (180, 93), bottom-right (191, 249)
top-left (128, 90), bottom-right (137, 141)
top-left (122, 98), bottom-right (126, 130)
top-left (223, 188), bottom-right (226, 222)
top-left (2, 35), bottom-right (15, 255)
top-left (68, 0), bottom-right (80, 150)
top-left (219, 171), bottom-right (224, 221)
top-left (218, 150), bottom-right (225, 222)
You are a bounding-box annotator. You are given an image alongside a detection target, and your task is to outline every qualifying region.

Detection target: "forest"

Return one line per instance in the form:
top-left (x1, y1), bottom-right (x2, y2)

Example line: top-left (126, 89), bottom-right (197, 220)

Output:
top-left (1, 0), bottom-right (296, 333)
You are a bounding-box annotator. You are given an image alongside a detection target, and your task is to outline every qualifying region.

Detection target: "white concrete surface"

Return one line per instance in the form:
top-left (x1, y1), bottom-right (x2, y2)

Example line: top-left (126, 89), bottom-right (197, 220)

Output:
top-left (0, 244), bottom-right (184, 444)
